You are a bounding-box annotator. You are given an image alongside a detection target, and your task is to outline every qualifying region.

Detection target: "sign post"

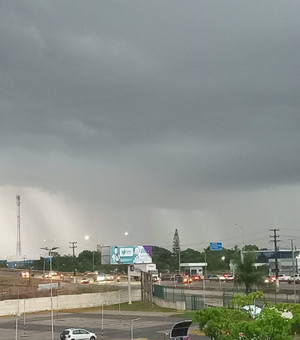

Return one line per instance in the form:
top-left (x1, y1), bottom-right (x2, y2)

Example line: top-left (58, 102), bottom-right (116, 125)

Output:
top-left (109, 245), bottom-right (152, 305)
top-left (127, 265), bottom-right (132, 304)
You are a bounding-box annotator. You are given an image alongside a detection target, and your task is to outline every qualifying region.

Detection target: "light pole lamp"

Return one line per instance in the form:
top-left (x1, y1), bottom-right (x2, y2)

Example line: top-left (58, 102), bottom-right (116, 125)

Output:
top-left (40, 246), bottom-right (59, 340)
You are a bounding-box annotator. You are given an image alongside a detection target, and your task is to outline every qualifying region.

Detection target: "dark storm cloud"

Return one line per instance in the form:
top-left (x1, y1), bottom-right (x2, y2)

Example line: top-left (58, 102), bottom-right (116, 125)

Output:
top-left (1, 0), bottom-right (300, 255)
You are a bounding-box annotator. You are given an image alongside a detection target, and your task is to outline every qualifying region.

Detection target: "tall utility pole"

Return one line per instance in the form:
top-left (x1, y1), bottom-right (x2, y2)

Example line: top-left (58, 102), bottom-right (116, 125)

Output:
top-left (69, 242), bottom-right (77, 279)
top-left (270, 229), bottom-right (280, 291)
top-left (16, 194), bottom-right (21, 256)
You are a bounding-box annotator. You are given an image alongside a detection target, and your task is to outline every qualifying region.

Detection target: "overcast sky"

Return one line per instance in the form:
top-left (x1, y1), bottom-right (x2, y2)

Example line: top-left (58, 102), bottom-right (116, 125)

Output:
top-left (1, 1), bottom-right (300, 259)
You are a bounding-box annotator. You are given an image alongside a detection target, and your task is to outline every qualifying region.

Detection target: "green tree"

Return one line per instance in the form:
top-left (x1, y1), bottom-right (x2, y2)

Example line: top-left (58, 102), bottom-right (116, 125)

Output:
top-left (172, 229), bottom-right (180, 255)
top-left (194, 307), bottom-right (248, 339)
top-left (243, 244), bottom-right (259, 251)
top-left (181, 248), bottom-right (202, 263)
top-left (234, 252), bottom-right (265, 294)
top-left (152, 246), bottom-right (175, 272)
top-left (172, 229), bottom-right (181, 270)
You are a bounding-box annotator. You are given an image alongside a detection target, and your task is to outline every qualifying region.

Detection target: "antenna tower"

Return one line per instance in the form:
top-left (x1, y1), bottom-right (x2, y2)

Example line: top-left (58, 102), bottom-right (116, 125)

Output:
top-left (16, 194), bottom-right (22, 256)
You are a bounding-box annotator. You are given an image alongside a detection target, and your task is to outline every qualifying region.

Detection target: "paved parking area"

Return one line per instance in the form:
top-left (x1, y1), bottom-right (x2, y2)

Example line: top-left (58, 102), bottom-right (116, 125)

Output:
top-left (0, 311), bottom-right (208, 340)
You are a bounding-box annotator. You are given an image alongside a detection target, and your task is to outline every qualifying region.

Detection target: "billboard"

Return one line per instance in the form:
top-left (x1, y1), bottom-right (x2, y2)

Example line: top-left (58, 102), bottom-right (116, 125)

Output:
top-left (210, 242), bottom-right (222, 251)
top-left (110, 245), bottom-right (152, 264)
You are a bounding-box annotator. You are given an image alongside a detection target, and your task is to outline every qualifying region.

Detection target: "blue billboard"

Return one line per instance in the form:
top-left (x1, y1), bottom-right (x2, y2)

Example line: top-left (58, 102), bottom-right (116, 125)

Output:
top-left (110, 245), bottom-right (152, 264)
top-left (210, 242), bottom-right (222, 251)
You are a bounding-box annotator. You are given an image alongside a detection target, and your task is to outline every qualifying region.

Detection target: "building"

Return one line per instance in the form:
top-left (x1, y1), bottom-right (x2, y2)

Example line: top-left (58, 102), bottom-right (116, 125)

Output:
top-left (241, 249), bottom-right (298, 276)
top-left (179, 262), bottom-right (207, 276)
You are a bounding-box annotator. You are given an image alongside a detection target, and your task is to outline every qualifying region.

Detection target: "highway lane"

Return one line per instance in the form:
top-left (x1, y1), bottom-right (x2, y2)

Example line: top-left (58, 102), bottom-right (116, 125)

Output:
top-left (159, 279), bottom-right (300, 292)
top-left (0, 311), bottom-right (208, 340)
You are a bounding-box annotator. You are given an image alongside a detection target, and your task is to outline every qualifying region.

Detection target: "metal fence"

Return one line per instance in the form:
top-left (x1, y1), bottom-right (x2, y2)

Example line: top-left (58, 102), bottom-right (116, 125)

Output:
top-left (153, 285), bottom-right (300, 311)
top-left (153, 286), bottom-right (204, 310)
top-left (223, 290), bottom-right (300, 308)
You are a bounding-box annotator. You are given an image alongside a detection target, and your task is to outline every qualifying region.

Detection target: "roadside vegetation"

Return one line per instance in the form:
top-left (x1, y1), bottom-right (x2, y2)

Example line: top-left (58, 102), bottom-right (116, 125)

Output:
top-left (194, 291), bottom-right (300, 339)
top-left (2, 243), bottom-right (266, 275)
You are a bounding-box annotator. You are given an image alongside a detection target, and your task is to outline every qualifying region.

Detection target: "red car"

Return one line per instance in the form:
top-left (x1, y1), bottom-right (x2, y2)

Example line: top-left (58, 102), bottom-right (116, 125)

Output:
top-left (80, 277), bottom-right (89, 284)
top-left (192, 274), bottom-right (202, 281)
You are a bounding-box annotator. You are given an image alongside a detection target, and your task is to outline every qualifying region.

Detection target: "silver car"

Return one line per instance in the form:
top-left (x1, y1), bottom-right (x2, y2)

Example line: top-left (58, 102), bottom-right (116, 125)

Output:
top-left (60, 328), bottom-right (97, 340)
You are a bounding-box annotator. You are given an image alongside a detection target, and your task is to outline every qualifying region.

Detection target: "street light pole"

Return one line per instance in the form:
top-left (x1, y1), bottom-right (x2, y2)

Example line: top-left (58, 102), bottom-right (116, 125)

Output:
top-left (130, 318), bottom-right (141, 340)
top-left (41, 246), bottom-right (59, 340)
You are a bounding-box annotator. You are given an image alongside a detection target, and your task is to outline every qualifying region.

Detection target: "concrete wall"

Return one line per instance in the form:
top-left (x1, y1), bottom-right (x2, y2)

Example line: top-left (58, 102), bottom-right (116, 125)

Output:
top-left (153, 296), bottom-right (185, 310)
top-left (0, 289), bottom-right (141, 316)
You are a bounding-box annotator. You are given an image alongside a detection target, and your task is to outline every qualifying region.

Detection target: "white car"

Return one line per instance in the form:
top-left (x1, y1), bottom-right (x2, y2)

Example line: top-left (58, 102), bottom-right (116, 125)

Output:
top-left (278, 274), bottom-right (290, 282)
top-left (287, 274), bottom-right (300, 284)
top-left (104, 274), bottom-right (114, 281)
top-left (225, 275), bottom-right (235, 282)
top-left (96, 273), bottom-right (105, 282)
top-left (60, 328), bottom-right (97, 340)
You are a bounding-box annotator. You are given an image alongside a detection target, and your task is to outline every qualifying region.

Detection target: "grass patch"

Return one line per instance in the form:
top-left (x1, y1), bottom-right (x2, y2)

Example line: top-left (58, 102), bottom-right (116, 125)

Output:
top-left (107, 301), bottom-right (177, 312)
top-left (59, 301), bottom-right (178, 314)
top-left (170, 311), bottom-right (194, 318)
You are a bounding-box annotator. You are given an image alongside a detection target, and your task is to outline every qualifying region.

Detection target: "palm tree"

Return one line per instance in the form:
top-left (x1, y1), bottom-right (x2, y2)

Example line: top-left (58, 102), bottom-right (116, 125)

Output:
top-left (234, 252), bottom-right (264, 294)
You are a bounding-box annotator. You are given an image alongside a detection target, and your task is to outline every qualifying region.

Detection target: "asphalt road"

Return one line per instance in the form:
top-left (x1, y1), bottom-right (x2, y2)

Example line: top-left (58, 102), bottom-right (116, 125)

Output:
top-left (0, 311), bottom-right (208, 340)
top-left (159, 279), bottom-right (300, 291)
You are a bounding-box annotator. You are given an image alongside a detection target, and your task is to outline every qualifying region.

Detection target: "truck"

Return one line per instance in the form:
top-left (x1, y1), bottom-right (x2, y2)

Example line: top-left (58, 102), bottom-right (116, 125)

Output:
top-left (130, 263), bottom-right (159, 281)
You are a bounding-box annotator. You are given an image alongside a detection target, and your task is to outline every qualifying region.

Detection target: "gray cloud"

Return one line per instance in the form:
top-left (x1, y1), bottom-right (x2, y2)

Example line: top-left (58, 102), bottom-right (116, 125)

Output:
top-left (1, 1), bottom-right (300, 257)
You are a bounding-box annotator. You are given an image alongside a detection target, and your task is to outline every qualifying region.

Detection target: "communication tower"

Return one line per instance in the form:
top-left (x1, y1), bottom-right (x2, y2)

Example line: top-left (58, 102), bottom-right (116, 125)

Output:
top-left (16, 194), bottom-right (21, 256)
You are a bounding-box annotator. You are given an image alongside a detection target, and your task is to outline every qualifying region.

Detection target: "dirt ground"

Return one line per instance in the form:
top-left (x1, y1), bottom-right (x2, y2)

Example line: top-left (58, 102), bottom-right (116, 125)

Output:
top-left (0, 268), bottom-right (120, 300)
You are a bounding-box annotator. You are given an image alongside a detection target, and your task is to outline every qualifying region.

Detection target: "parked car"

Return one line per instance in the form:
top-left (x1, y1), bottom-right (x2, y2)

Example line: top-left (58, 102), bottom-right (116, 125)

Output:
top-left (60, 328), bottom-right (97, 340)
top-left (287, 274), bottom-right (300, 284)
top-left (278, 274), bottom-right (290, 282)
top-left (209, 275), bottom-right (226, 282)
top-left (161, 274), bottom-right (172, 281)
top-left (177, 275), bottom-right (192, 284)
